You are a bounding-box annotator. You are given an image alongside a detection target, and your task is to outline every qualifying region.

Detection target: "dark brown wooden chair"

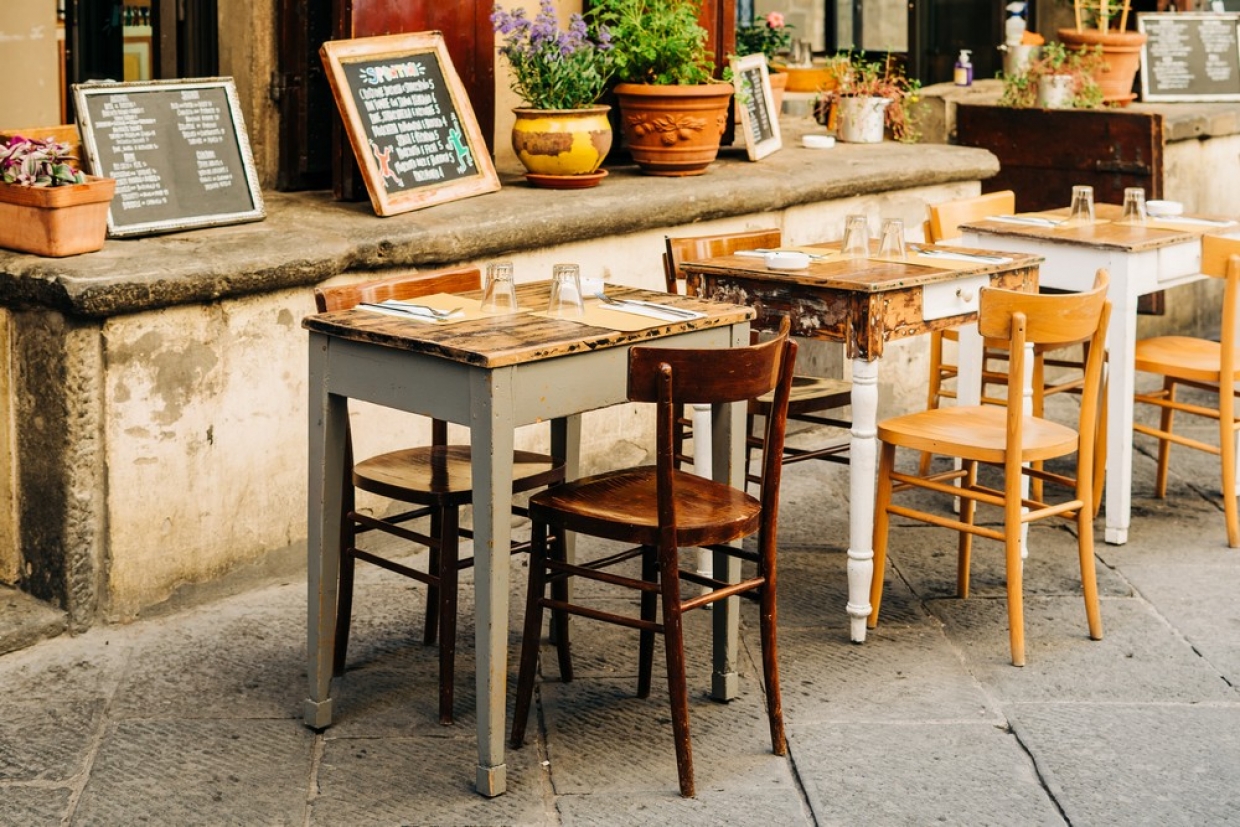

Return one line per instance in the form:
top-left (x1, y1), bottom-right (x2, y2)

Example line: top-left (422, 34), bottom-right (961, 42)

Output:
top-left (870, 272), bottom-right (1111, 666)
top-left (663, 229), bottom-right (851, 483)
top-left (313, 267), bottom-right (565, 725)
top-left (510, 318), bottom-right (798, 797)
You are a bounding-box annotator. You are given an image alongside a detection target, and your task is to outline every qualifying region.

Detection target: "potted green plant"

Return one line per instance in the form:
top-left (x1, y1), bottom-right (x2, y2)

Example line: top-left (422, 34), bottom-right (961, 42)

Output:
top-left (735, 11), bottom-right (793, 108)
top-left (0, 135), bottom-right (115, 257)
top-left (999, 41), bottom-right (1105, 109)
top-left (492, 0), bottom-right (615, 188)
top-left (817, 54), bottom-right (922, 143)
top-left (1057, 0), bottom-right (1146, 105)
top-left (589, 0), bottom-right (734, 176)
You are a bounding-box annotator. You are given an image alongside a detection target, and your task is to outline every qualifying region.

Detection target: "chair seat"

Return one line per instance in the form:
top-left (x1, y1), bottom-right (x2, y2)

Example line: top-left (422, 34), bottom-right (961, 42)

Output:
top-left (1135, 336), bottom-right (1240, 384)
top-left (753, 375), bottom-right (851, 415)
top-left (878, 405), bottom-right (1079, 464)
top-left (529, 467), bottom-right (761, 548)
top-left (355, 445), bottom-right (564, 504)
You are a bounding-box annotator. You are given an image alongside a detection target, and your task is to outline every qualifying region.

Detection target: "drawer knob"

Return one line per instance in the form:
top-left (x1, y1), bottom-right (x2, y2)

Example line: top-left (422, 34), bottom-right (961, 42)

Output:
top-left (956, 287), bottom-right (975, 302)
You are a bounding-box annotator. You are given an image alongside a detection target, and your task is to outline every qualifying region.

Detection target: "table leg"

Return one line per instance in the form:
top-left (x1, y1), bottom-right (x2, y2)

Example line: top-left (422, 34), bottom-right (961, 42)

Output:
top-left (304, 336), bottom-right (345, 729)
top-left (548, 416), bottom-right (581, 646)
top-left (710, 394), bottom-right (744, 701)
top-left (847, 357), bottom-right (879, 643)
top-left (470, 369), bottom-right (516, 797)
top-left (1104, 287), bottom-right (1140, 546)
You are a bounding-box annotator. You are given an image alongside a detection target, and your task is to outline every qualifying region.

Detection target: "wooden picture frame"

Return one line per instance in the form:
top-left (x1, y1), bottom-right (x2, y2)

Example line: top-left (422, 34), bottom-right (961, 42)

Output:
top-left (1139, 12), bottom-right (1240, 102)
top-left (74, 77), bottom-right (266, 238)
top-left (320, 32), bottom-right (500, 217)
top-left (730, 54), bottom-right (781, 161)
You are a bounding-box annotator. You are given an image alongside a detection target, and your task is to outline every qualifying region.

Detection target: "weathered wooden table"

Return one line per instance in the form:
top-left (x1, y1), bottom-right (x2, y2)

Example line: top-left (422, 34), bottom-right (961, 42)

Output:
top-left (962, 204), bottom-right (1239, 545)
top-left (302, 282), bottom-right (753, 796)
top-left (682, 245), bottom-right (1042, 644)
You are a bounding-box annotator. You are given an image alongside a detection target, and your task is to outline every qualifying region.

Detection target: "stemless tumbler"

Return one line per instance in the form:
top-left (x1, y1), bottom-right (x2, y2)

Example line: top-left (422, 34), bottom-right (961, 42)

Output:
top-left (548, 263), bottom-right (585, 317)
top-left (481, 261), bottom-right (519, 313)
top-left (1121, 187), bottom-right (1147, 223)
top-left (1069, 185), bottom-right (1095, 223)
top-left (878, 218), bottom-right (906, 259)
top-left (841, 214), bottom-right (870, 257)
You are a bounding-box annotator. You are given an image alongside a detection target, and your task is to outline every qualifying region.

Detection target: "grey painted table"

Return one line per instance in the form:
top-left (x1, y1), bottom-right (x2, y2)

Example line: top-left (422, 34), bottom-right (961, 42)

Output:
top-left (302, 282), bottom-right (753, 796)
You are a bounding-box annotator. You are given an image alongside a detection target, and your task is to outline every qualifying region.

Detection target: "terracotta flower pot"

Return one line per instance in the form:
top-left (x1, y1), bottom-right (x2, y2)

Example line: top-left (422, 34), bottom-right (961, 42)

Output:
top-left (510, 105), bottom-right (613, 188)
top-left (613, 82), bottom-right (734, 177)
top-left (768, 70), bottom-right (788, 114)
top-left (1058, 28), bottom-right (1148, 106)
top-left (0, 175), bottom-right (115, 257)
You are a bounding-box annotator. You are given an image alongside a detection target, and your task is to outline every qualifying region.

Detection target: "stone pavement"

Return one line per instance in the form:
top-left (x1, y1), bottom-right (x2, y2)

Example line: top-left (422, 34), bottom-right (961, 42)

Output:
top-left (2, 394), bottom-right (1239, 826)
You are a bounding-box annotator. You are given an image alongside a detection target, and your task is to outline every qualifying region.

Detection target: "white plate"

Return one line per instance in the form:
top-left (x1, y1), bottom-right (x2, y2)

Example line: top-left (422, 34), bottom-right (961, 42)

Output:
top-left (765, 251), bottom-right (811, 270)
top-left (1146, 200), bottom-right (1184, 217)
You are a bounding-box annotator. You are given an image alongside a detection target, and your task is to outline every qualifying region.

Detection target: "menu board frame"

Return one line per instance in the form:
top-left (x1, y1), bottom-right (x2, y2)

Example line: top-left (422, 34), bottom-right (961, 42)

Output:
top-left (1138, 12), bottom-right (1240, 102)
top-left (320, 32), bottom-right (500, 217)
top-left (730, 54), bottom-right (782, 161)
top-left (73, 77), bottom-right (265, 238)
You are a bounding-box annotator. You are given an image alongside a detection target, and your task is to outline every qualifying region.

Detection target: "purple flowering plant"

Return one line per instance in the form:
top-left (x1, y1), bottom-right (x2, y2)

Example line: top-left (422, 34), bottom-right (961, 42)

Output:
top-left (0, 136), bottom-right (86, 187)
top-left (492, 0), bottom-right (614, 110)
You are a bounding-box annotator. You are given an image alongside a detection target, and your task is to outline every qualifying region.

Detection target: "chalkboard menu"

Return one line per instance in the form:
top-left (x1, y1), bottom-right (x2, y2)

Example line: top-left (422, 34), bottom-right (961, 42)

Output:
top-left (320, 33), bottom-right (500, 217)
top-left (1139, 12), bottom-right (1240, 101)
top-left (730, 54), bottom-right (782, 161)
top-left (74, 78), bottom-right (265, 237)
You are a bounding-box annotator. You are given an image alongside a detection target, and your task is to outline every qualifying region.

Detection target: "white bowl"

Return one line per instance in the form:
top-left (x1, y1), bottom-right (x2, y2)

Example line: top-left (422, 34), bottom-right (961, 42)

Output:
top-left (764, 251), bottom-right (811, 271)
top-left (1146, 200), bottom-right (1183, 217)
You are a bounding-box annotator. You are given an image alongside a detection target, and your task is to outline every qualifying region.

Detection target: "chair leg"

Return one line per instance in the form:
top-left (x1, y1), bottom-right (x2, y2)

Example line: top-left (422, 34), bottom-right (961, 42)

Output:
top-left (637, 544), bottom-right (658, 699)
top-left (436, 506), bottom-right (460, 726)
top-left (1220, 398), bottom-right (1240, 548)
top-left (549, 530), bottom-right (574, 683)
top-left (1092, 376), bottom-right (1108, 518)
top-left (424, 508), bottom-right (444, 646)
top-left (758, 547), bottom-right (787, 758)
top-left (868, 442), bottom-right (897, 628)
top-left (957, 460), bottom-right (978, 599)
top-left (1156, 378), bottom-right (1176, 498)
top-left (1076, 478), bottom-right (1104, 641)
top-left (511, 519), bottom-right (549, 749)
top-left (332, 494), bottom-right (358, 677)
top-left (1004, 464), bottom-right (1026, 668)
top-left (658, 544), bottom-right (695, 798)
top-left (920, 332), bottom-right (945, 475)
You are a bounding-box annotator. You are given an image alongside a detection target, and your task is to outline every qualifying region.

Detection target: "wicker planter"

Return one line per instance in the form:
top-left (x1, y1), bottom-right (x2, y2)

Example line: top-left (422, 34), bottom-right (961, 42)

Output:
top-left (0, 175), bottom-right (115, 257)
top-left (613, 82), bottom-right (733, 176)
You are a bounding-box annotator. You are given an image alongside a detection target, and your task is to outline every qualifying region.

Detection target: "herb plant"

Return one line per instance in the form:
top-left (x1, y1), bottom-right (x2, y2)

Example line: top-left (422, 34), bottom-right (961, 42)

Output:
top-left (998, 41), bottom-right (1105, 109)
top-left (588, 0), bottom-right (716, 85)
top-left (0, 136), bottom-right (87, 187)
top-left (817, 54), bottom-right (923, 142)
top-left (492, 0), bottom-right (615, 109)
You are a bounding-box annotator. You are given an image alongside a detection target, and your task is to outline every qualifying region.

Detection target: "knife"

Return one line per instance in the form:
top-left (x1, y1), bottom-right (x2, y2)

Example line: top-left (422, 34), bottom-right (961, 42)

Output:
top-left (358, 302), bottom-right (450, 321)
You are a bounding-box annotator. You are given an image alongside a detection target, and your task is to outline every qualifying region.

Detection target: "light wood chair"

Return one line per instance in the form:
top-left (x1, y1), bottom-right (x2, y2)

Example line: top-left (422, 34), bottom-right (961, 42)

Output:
top-left (663, 229), bottom-right (851, 483)
top-left (313, 268), bottom-right (566, 724)
top-left (1133, 233), bottom-right (1240, 548)
top-left (510, 319), bottom-right (797, 797)
top-left (869, 271), bottom-right (1111, 666)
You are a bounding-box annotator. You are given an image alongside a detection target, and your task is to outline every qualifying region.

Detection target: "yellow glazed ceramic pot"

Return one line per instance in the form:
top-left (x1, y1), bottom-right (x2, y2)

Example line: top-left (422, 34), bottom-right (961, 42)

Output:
top-left (511, 105), bottom-right (612, 179)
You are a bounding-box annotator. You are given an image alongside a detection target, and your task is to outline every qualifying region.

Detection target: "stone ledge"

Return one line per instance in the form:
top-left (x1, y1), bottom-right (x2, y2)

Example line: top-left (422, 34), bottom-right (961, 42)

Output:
top-left (0, 119), bottom-right (998, 318)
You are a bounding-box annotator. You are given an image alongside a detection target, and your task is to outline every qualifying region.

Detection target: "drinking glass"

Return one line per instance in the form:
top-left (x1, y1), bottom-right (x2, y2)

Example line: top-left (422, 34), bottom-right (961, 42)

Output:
top-left (1069, 185), bottom-right (1095, 224)
top-left (878, 218), bottom-right (906, 259)
top-left (481, 261), bottom-right (519, 314)
top-left (547, 263), bottom-right (585, 317)
top-left (1121, 187), bottom-right (1147, 223)
top-left (841, 214), bottom-right (870, 257)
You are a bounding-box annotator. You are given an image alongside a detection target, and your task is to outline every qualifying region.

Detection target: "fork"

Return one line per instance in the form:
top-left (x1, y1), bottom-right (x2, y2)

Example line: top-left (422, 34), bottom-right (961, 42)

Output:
top-left (594, 292), bottom-right (698, 318)
top-left (358, 302), bottom-right (462, 320)
top-left (385, 300), bottom-right (463, 318)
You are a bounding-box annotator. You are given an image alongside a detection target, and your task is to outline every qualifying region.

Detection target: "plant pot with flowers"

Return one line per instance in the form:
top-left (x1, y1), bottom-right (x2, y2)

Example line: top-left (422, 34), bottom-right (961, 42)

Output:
top-left (1057, 0), bottom-right (1146, 106)
top-left (493, 0), bottom-right (616, 188)
top-left (999, 40), bottom-right (1105, 109)
top-left (0, 135), bottom-right (115, 257)
top-left (590, 0), bottom-right (734, 177)
top-left (817, 54), bottom-right (922, 144)
top-left (735, 11), bottom-right (794, 112)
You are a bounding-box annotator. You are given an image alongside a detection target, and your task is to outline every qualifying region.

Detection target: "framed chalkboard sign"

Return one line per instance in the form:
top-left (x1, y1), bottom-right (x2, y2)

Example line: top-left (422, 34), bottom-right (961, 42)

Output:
top-left (73, 78), bottom-right (265, 238)
top-left (1139, 12), bottom-right (1240, 101)
top-left (320, 32), bottom-right (500, 217)
top-left (730, 55), bottom-right (782, 160)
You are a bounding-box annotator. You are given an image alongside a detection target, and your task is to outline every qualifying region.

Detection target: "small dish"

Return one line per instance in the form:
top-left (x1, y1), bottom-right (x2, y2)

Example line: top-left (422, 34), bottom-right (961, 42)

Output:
top-left (764, 251), bottom-right (811, 271)
top-left (1146, 200), bottom-right (1183, 218)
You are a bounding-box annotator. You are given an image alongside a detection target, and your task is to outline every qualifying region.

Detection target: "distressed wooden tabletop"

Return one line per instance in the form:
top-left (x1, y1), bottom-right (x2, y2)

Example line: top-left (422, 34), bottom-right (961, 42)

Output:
top-left (302, 282), bottom-right (754, 369)
top-left (961, 203), bottom-right (1238, 252)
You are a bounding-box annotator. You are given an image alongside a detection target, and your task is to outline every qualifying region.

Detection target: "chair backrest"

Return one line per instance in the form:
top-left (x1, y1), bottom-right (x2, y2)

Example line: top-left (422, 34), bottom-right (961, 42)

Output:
top-left (927, 190), bottom-right (1016, 243)
top-left (1200, 233), bottom-right (1240, 388)
top-left (663, 228), bottom-right (782, 295)
top-left (979, 271), bottom-right (1111, 485)
top-left (629, 317), bottom-right (796, 523)
top-left (314, 266), bottom-right (481, 312)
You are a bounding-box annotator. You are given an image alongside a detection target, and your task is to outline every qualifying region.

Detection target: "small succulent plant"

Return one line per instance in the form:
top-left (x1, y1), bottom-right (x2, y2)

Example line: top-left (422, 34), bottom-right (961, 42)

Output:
top-left (0, 136), bottom-right (87, 187)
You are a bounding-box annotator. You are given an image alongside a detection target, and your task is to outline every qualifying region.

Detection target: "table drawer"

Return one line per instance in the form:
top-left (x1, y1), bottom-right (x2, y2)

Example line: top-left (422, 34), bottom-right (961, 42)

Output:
top-left (922, 275), bottom-right (990, 321)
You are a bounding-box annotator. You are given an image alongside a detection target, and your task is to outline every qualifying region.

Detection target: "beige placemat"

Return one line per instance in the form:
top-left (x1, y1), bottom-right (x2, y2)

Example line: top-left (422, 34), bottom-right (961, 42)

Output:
top-left (358, 292), bottom-right (537, 324)
top-left (870, 251), bottom-right (996, 271)
top-left (1142, 217), bottom-right (1238, 232)
top-left (529, 299), bottom-right (691, 331)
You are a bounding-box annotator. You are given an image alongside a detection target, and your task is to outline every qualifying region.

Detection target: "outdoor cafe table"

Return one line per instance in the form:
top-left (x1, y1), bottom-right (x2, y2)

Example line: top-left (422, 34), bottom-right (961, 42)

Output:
top-left (302, 281), bottom-right (754, 797)
top-left (681, 244), bottom-right (1042, 644)
top-left (961, 204), bottom-right (1240, 546)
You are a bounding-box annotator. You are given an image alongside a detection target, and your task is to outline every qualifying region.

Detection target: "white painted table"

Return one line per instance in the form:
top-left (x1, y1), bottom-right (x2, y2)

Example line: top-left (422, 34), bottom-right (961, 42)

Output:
top-left (302, 283), bottom-right (752, 796)
top-left (683, 245), bottom-right (1042, 643)
top-left (962, 206), bottom-right (1238, 545)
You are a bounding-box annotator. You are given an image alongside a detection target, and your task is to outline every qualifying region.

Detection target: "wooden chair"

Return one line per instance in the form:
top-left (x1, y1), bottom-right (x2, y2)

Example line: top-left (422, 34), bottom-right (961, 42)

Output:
top-left (663, 229), bottom-right (851, 483)
top-left (313, 267), bottom-right (565, 724)
top-left (1133, 234), bottom-right (1240, 548)
top-left (509, 319), bottom-right (797, 797)
top-left (869, 272), bottom-right (1111, 666)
